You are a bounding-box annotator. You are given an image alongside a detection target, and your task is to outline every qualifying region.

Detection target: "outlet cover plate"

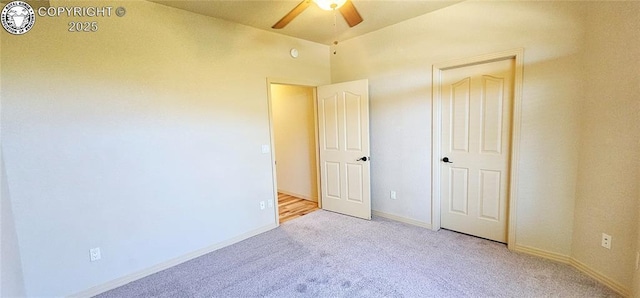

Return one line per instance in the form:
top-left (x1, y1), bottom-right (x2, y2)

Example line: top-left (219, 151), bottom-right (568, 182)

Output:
top-left (601, 233), bottom-right (611, 249)
top-left (90, 247), bottom-right (101, 262)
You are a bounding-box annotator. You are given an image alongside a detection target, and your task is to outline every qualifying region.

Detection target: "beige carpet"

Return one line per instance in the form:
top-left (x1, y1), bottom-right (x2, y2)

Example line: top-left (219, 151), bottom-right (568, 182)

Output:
top-left (97, 210), bottom-right (619, 297)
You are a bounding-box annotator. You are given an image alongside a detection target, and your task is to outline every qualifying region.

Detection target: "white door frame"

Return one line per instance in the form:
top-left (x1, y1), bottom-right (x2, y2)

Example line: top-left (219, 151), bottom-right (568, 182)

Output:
top-left (431, 49), bottom-right (524, 249)
top-left (266, 78), bottom-right (323, 226)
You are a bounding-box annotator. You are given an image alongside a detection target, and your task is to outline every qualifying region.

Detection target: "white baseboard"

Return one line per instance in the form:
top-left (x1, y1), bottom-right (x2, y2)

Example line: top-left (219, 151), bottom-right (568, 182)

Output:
top-left (570, 258), bottom-right (630, 298)
top-left (511, 244), bottom-right (571, 263)
top-left (372, 210), bottom-right (432, 229)
top-left (68, 223), bottom-right (278, 298)
top-left (277, 189), bottom-right (317, 202)
top-left (512, 244), bottom-right (630, 298)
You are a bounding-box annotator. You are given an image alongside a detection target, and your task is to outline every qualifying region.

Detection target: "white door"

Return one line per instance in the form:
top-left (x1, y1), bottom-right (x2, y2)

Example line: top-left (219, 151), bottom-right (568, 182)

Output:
top-left (440, 59), bottom-right (514, 243)
top-left (317, 79), bottom-right (371, 220)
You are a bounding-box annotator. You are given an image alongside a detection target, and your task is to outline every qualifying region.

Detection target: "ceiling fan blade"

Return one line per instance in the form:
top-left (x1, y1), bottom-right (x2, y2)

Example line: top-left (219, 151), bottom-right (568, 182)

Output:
top-left (272, 0), bottom-right (312, 29)
top-left (339, 0), bottom-right (363, 27)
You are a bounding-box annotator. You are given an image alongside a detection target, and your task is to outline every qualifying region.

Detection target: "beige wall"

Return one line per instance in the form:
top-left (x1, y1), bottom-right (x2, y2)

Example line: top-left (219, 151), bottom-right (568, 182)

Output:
top-left (2, 0), bottom-right (638, 296)
top-left (1, 154), bottom-right (26, 298)
top-left (0, 35), bottom-right (26, 297)
top-left (0, 0), bottom-right (330, 296)
top-left (573, 2), bottom-right (640, 292)
top-left (332, 0), bottom-right (584, 255)
top-left (331, 0), bottom-right (638, 294)
top-left (271, 84), bottom-right (318, 201)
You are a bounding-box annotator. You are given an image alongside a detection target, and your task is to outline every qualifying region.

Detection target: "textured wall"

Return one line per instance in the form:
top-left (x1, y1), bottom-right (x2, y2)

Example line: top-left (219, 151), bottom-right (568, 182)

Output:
top-left (330, 0), bottom-right (639, 293)
top-left (1, 154), bottom-right (26, 298)
top-left (271, 84), bottom-right (318, 201)
top-left (0, 0), bottom-right (330, 296)
top-left (331, 1), bottom-right (585, 255)
top-left (572, 2), bottom-right (640, 292)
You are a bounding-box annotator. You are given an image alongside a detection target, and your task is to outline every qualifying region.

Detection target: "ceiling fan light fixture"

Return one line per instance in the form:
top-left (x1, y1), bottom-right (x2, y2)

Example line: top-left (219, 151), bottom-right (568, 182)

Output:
top-left (313, 0), bottom-right (347, 11)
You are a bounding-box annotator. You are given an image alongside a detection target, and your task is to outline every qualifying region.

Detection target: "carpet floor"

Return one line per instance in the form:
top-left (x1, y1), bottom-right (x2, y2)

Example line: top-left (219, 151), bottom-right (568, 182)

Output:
top-left (97, 210), bottom-right (619, 297)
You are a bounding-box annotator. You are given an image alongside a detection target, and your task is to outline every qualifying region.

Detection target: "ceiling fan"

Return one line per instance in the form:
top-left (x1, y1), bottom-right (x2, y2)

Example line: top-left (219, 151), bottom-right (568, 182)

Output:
top-left (272, 0), bottom-right (363, 29)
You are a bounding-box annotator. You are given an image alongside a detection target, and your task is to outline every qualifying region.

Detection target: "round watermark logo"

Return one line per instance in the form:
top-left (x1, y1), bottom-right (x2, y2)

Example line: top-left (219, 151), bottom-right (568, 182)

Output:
top-left (1, 1), bottom-right (35, 35)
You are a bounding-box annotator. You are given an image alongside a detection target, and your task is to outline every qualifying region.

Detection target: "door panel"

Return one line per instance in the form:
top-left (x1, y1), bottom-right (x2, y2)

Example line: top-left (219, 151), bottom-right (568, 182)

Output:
top-left (451, 78), bottom-right (471, 152)
top-left (449, 167), bottom-right (469, 215)
top-left (440, 59), bottom-right (514, 243)
top-left (322, 95), bottom-right (340, 150)
top-left (345, 92), bottom-right (362, 151)
top-left (318, 79), bottom-right (371, 220)
top-left (325, 162), bottom-right (341, 199)
top-left (346, 163), bottom-right (363, 202)
top-left (481, 76), bottom-right (504, 154)
top-left (479, 169), bottom-right (501, 221)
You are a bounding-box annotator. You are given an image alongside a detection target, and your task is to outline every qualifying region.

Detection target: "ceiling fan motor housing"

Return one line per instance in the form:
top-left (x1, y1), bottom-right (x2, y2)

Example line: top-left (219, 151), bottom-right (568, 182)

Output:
top-left (272, 0), bottom-right (363, 29)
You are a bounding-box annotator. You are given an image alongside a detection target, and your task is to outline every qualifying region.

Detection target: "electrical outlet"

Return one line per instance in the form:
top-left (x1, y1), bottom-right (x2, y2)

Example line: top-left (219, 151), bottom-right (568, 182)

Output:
top-left (390, 190), bottom-right (397, 200)
top-left (89, 247), bottom-right (101, 262)
top-left (268, 199), bottom-right (274, 208)
top-left (260, 201), bottom-right (265, 210)
top-left (601, 233), bottom-right (611, 249)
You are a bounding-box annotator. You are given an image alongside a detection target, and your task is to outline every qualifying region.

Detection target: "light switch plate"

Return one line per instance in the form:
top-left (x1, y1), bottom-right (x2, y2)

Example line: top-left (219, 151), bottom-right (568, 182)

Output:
top-left (261, 145), bottom-right (270, 154)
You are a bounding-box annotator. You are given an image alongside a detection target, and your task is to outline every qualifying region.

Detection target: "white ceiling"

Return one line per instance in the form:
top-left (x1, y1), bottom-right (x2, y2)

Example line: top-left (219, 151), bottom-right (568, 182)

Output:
top-left (150, 0), bottom-right (462, 45)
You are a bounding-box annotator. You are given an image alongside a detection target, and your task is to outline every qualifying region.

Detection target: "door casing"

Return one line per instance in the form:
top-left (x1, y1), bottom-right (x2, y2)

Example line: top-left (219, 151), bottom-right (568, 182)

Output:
top-left (267, 78), bottom-right (322, 226)
top-left (431, 49), bottom-right (524, 249)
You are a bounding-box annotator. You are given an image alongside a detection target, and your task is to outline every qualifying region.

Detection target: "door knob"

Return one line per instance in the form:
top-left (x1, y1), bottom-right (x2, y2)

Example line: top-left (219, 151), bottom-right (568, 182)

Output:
top-left (442, 157), bottom-right (453, 163)
top-left (357, 156), bottom-right (369, 162)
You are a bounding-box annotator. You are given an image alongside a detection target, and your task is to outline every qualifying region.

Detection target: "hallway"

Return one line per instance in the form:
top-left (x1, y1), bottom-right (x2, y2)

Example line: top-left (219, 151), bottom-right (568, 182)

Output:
top-left (278, 193), bottom-right (319, 224)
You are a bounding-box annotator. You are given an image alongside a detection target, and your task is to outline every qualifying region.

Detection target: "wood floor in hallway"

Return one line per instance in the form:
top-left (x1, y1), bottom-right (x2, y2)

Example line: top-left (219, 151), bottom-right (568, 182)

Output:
top-left (278, 193), bottom-right (319, 224)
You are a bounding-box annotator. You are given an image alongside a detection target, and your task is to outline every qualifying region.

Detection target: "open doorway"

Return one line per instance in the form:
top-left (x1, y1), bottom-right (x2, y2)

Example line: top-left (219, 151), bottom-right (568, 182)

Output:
top-left (269, 83), bottom-right (320, 223)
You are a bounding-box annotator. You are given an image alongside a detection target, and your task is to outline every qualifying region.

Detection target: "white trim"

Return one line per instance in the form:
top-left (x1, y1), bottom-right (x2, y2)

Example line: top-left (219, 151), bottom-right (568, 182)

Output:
top-left (511, 244), bottom-right (571, 264)
top-left (312, 87), bottom-right (322, 209)
top-left (431, 63), bottom-right (443, 231)
top-left (570, 258), bottom-right (630, 298)
top-left (430, 48), bottom-right (524, 250)
top-left (373, 210), bottom-right (432, 229)
top-left (266, 79), bottom-right (281, 226)
top-left (508, 49), bottom-right (524, 249)
top-left (277, 189), bottom-right (318, 202)
top-left (512, 244), bottom-right (630, 297)
top-left (68, 223), bottom-right (278, 298)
